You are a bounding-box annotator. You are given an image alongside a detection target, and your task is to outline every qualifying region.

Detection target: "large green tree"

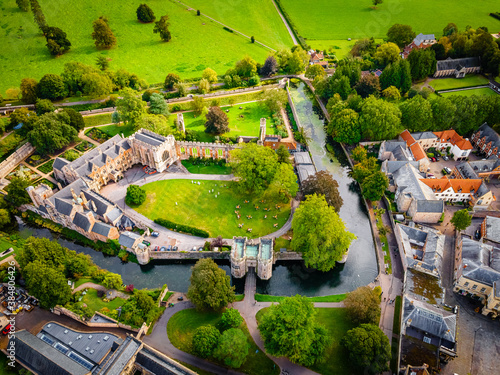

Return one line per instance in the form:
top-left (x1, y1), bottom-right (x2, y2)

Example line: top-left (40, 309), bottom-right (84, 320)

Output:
top-left (148, 93), bottom-right (169, 116)
top-left (360, 170), bottom-right (388, 202)
top-left (213, 328), bottom-right (249, 368)
top-left (24, 261), bottom-right (72, 308)
top-left (450, 209), bottom-right (472, 231)
top-left (267, 163), bottom-right (298, 201)
top-left (342, 324), bottom-right (391, 374)
top-left (192, 325), bottom-right (221, 358)
top-left (154, 15), bottom-right (171, 42)
top-left (5, 176), bottom-right (31, 207)
top-left (291, 194), bottom-right (356, 271)
top-left (229, 143), bottom-right (279, 194)
top-left (400, 95), bottom-right (433, 132)
top-left (386, 24), bottom-right (416, 48)
top-left (374, 42), bottom-right (400, 68)
top-left (187, 259), bottom-right (235, 311)
top-left (407, 48), bottom-right (437, 80)
top-left (62, 108), bottom-right (85, 131)
top-left (27, 112), bottom-right (77, 154)
top-left (301, 171), bottom-right (343, 213)
top-left (258, 295), bottom-right (330, 366)
top-left (81, 72), bottom-right (113, 97)
top-left (354, 74), bottom-right (381, 98)
top-left (305, 65), bottom-right (326, 80)
top-left (20, 78), bottom-right (38, 104)
top-left (137, 114), bottom-right (170, 135)
top-left (430, 96), bottom-right (457, 131)
top-left (261, 56), bottom-right (278, 76)
top-left (9, 108), bottom-right (35, 128)
top-left (202, 68), bottom-right (218, 83)
top-left (102, 273), bottom-right (123, 289)
top-left (137, 3), bottom-right (156, 23)
top-left (35, 98), bottom-right (55, 115)
top-left (359, 96), bottom-right (402, 141)
top-left (164, 73), bottom-right (181, 89)
top-left (45, 27), bottom-right (71, 56)
top-left (116, 88), bottom-right (147, 126)
top-left (217, 308), bottom-right (243, 331)
top-left (205, 106), bottom-right (229, 134)
top-left (92, 16), bottom-right (117, 49)
top-left (235, 56), bottom-right (257, 78)
top-left (61, 62), bottom-right (97, 95)
top-left (344, 286), bottom-right (381, 325)
top-left (37, 73), bottom-right (67, 100)
top-left (262, 88), bottom-right (287, 114)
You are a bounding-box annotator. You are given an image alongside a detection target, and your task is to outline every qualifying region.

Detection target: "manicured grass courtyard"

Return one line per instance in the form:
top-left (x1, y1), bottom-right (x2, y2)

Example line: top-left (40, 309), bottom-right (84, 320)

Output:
top-left (81, 288), bottom-right (126, 312)
top-left (0, 0), bottom-right (269, 93)
top-left (440, 87), bottom-right (498, 97)
top-left (280, 0), bottom-right (500, 40)
top-left (167, 308), bottom-right (279, 375)
top-left (83, 113), bottom-right (113, 128)
top-left (98, 122), bottom-right (137, 138)
top-left (429, 75), bottom-right (489, 91)
top-left (135, 180), bottom-right (290, 238)
top-left (171, 101), bottom-right (276, 142)
top-left (181, 160), bottom-right (232, 175)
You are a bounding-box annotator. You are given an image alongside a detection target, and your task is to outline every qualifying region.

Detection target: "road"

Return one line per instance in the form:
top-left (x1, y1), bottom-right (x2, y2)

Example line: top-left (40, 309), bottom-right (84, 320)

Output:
top-left (270, 0), bottom-right (298, 45)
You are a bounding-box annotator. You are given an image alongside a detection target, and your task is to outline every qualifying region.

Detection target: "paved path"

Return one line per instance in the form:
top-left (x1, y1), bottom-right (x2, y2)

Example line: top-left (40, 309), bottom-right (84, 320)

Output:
top-left (270, 0), bottom-right (298, 45)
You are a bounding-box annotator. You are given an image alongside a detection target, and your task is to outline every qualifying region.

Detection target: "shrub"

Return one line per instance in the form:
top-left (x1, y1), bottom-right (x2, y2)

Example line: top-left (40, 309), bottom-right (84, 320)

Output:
top-left (125, 185), bottom-right (146, 206)
top-left (154, 218), bottom-right (209, 238)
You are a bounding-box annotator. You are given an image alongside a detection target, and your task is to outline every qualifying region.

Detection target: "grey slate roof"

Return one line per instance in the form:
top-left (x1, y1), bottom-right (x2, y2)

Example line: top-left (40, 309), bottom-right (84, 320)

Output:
top-left (460, 237), bottom-right (500, 287)
top-left (403, 297), bottom-right (456, 343)
top-left (455, 161), bottom-right (479, 179)
top-left (475, 123), bottom-right (500, 150)
top-left (382, 160), bottom-right (420, 175)
top-left (49, 179), bottom-right (89, 204)
top-left (436, 57), bottom-right (480, 71)
top-left (135, 132), bottom-right (163, 147)
top-left (73, 212), bottom-right (93, 232)
top-left (136, 347), bottom-right (196, 375)
top-left (413, 33), bottom-right (435, 46)
top-left (82, 190), bottom-right (114, 217)
top-left (119, 215), bottom-right (135, 229)
top-left (416, 200), bottom-right (444, 213)
top-left (393, 163), bottom-right (434, 201)
top-left (297, 164), bottom-right (316, 184)
top-left (53, 157), bottom-right (70, 171)
top-left (55, 198), bottom-right (75, 216)
top-left (91, 222), bottom-right (113, 237)
top-left (294, 152), bottom-right (313, 165)
top-left (106, 207), bottom-right (123, 223)
top-left (412, 131), bottom-right (438, 141)
top-left (15, 330), bottom-right (89, 375)
top-left (119, 231), bottom-right (141, 249)
top-left (468, 158), bottom-right (500, 173)
top-left (98, 336), bottom-right (141, 375)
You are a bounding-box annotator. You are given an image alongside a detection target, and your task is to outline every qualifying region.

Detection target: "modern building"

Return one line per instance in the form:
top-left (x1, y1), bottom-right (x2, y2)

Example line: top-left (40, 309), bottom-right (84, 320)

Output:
top-left (433, 57), bottom-right (481, 78)
top-left (471, 123), bottom-right (500, 158)
top-left (230, 237), bottom-right (274, 280)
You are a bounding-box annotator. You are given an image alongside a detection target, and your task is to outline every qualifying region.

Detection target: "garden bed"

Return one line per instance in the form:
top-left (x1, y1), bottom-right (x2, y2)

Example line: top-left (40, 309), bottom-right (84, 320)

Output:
top-left (37, 159), bottom-right (54, 174)
top-left (75, 141), bottom-right (95, 153)
top-left (86, 127), bottom-right (111, 143)
top-left (61, 149), bottom-right (82, 162)
top-left (25, 153), bottom-right (50, 167)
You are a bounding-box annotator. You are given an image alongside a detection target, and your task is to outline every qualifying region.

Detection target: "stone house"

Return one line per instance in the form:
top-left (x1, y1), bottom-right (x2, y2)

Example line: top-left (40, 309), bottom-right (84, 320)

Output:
top-left (432, 130), bottom-right (473, 160)
top-left (453, 159), bottom-right (500, 181)
top-left (420, 178), bottom-right (494, 209)
top-left (471, 123), bottom-right (500, 158)
top-left (433, 57), bottom-right (480, 78)
top-left (401, 33), bottom-right (436, 58)
top-left (480, 215), bottom-right (500, 243)
top-left (399, 130), bottom-right (430, 172)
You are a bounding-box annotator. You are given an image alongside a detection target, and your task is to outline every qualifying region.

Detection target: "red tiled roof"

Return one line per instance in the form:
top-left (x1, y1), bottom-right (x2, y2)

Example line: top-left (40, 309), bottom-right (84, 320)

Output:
top-left (400, 130), bottom-right (416, 145)
top-left (421, 179), bottom-right (483, 194)
top-left (433, 130), bottom-right (473, 150)
top-left (410, 143), bottom-right (426, 161)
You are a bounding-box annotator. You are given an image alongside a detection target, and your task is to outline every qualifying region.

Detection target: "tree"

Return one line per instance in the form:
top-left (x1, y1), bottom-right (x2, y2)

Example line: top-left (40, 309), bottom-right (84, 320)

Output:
top-left (267, 163), bottom-right (298, 201)
top-left (354, 74), bottom-right (380, 98)
top-left (96, 56), bottom-right (109, 71)
top-left (350, 38), bottom-right (377, 57)
top-left (301, 171), bottom-right (343, 212)
top-left (407, 48), bottom-right (437, 81)
top-left (164, 73), bottom-right (181, 89)
top-left (187, 259), bottom-right (235, 311)
top-left (27, 113), bottom-right (77, 155)
top-left (137, 114), bottom-right (170, 135)
top-left (342, 324), bottom-right (391, 374)
top-left (374, 42), bottom-right (400, 68)
top-left (248, 75), bottom-right (260, 86)
top-left (116, 88), bottom-right (147, 126)
top-left (262, 88), bottom-right (287, 113)
top-left (387, 24), bottom-right (415, 48)
top-left (35, 98), bottom-right (55, 115)
top-left (175, 82), bottom-right (187, 97)
top-left (202, 68), bottom-right (218, 84)
top-left (450, 209), bottom-right (472, 231)
top-left (218, 308), bottom-right (243, 331)
top-left (0, 209), bottom-right (10, 229)
top-left (400, 95), bottom-right (433, 132)
top-left (360, 170), bottom-right (388, 202)
top-left (381, 86), bottom-right (401, 101)
top-left (9, 108), bottom-right (34, 129)
top-left (344, 286), bottom-right (381, 325)
top-left (191, 96), bottom-right (206, 116)
top-left (359, 96), bottom-right (402, 141)
top-left (443, 23), bottom-right (458, 37)
top-left (61, 62), bottom-right (97, 95)
top-left (5, 176), bottom-right (31, 207)
top-left (137, 3), bottom-right (156, 23)
top-left (430, 96), bottom-right (456, 131)
top-left (292, 194), bottom-right (355, 271)
top-left (372, 0), bottom-right (383, 7)
top-left (258, 295), bottom-right (330, 366)
top-left (230, 143), bottom-right (279, 193)
top-left (45, 27), bottom-right (71, 55)
top-left (16, 0), bottom-right (29, 11)
top-left (198, 78), bottom-right (210, 94)
top-left (276, 144), bottom-right (290, 164)
top-left (154, 15), bottom-right (171, 42)
top-left (102, 273), bottom-right (123, 289)
top-left (197, 9), bottom-right (200, 16)
top-left (20, 78), bottom-right (38, 104)
top-left (23, 261), bottom-right (72, 308)
top-left (126, 185), bottom-right (146, 206)
top-left (261, 56), bottom-right (278, 76)
top-left (352, 145), bottom-right (368, 163)
top-left (213, 328), bottom-right (249, 368)
top-left (31, 0), bottom-right (47, 31)
top-left (250, 36), bottom-right (255, 43)
top-left (205, 106), bottom-right (229, 134)
top-left (37, 73), bottom-right (67, 100)
top-left (149, 93), bottom-right (169, 116)
top-left (305, 65), bottom-right (326, 80)
top-left (287, 49), bottom-right (309, 74)
top-left (92, 16), bottom-right (117, 49)
top-left (235, 56), bottom-right (257, 78)
top-left (81, 72), bottom-right (113, 97)
top-left (192, 325), bottom-right (220, 358)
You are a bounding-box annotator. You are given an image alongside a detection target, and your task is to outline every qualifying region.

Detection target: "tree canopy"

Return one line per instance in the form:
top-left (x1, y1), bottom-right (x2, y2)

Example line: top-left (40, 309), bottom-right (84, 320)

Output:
top-left (217, 308), bottom-right (243, 331)
top-left (450, 209), bottom-right (472, 231)
top-left (213, 328), bottom-right (249, 368)
top-left (116, 88), bottom-right (147, 127)
top-left (359, 96), bottom-right (402, 141)
top-left (148, 93), bottom-right (169, 116)
top-left (386, 24), bottom-right (416, 48)
top-left (27, 112), bottom-right (77, 155)
top-left (342, 324), bottom-right (391, 374)
top-left (301, 171), bottom-right (343, 212)
top-left (344, 286), bottom-right (381, 325)
top-left (202, 68), bottom-right (218, 83)
top-left (205, 106), bottom-right (229, 134)
top-left (192, 325), bottom-right (220, 358)
top-left (5, 176), bottom-right (31, 207)
top-left (136, 4), bottom-right (156, 23)
top-left (126, 185), bottom-right (146, 206)
top-left (164, 73), bottom-right (181, 89)
top-left (258, 295), bottom-right (330, 366)
top-left (92, 16), bottom-right (117, 49)
top-left (187, 259), bottom-right (235, 311)
top-left (37, 73), bottom-right (67, 100)
top-left (45, 27), bottom-right (71, 56)
top-left (374, 43), bottom-right (400, 68)
top-left (291, 194), bottom-right (355, 271)
top-left (261, 56), bottom-right (278, 76)
top-left (154, 15), bottom-right (171, 42)
top-left (20, 78), bottom-right (38, 104)
top-left (234, 56), bottom-right (257, 78)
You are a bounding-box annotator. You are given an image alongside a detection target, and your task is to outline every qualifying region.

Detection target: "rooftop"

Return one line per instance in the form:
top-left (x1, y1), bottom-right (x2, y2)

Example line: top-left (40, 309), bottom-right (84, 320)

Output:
top-left (406, 268), bottom-right (444, 305)
top-left (436, 57), bottom-right (480, 71)
top-left (433, 130), bottom-right (473, 150)
top-left (483, 216), bottom-right (500, 244)
top-left (294, 152), bottom-right (313, 165)
top-left (459, 237), bottom-right (500, 287)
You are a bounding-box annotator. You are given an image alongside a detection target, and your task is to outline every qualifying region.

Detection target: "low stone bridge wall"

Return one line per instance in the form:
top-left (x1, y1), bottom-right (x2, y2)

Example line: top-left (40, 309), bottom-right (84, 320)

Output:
top-left (149, 251), bottom-right (230, 260)
top-left (275, 251), bottom-right (303, 261)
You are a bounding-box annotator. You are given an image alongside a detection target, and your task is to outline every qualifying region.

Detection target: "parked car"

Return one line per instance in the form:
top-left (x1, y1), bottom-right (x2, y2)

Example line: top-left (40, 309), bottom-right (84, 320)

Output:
top-left (431, 157), bottom-right (436, 162)
top-left (160, 246), bottom-right (166, 252)
top-left (167, 245), bottom-right (172, 251)
top-left (198, 247), bottom-right (203, 252)
top-left (177, 296), bottom-right (184, 301)
top-left (475, 229), bottom-right (481, 240)
top-left (2, 324), bottom-right (11, 335)
top-left (172, 246), bottom-right (178, 251)
top-left (192, 246), bottom-right (197, 251)
top-left (427, 173), bottom-right (434, 177)
top-left (154, 246), bottom-right (159, 251)
top-left (444, 167), bottom-right (452, 174)
top-left (443, 155), bottom-right (449, 161)
top-left (142, 241), bottom-right (151, 246)
top-left (151, 232), bottom-right (159, 237)
top-left (435, 156), bottom-right (440, 161)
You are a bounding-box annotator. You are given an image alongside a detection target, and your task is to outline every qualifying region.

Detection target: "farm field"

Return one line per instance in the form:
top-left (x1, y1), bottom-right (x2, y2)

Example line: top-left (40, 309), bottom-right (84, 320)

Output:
top-left (170, 101), bottom-right (276, 142)
top-left (440, 87), bottom-right (498, 97)
top-left (182, 0), bottom-right (293, 49)
top-left (0, 0), bottom-right (269, 93)
top-left (134, 179), bottom-right (291, 238)
top-left (429, 75), bottom-right (489, 91)
top-left (280, 0), bottom-right (500, 40)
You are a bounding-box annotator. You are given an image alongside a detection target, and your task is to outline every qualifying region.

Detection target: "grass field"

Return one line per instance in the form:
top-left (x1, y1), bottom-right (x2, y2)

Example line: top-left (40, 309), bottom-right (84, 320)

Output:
top-left (280, 0), bottom-right (500, 40)
top-left (83, 113), bottom-right (113, 128)
top-left (429, 75), bottom-right (489, 91)
top-left (134, 179), bottom-right (291, 238)
top-left (183, 0), bottom-right (293, 49)
top-left (171, 101), bottom-right (275, 142)
top-left (308, 38), bottom-right (384, 59)
top-left (0, 236), bottom-right (19, 261)
top-left (181, 160), bottom-right (232, 175)
top-left (440, 87), bottom-right (498, 97)
top-left (1, 0), bottom-right (270, 93)
top-left (81, 288), bottom-right (126, 312)
top-left (98, 122), bottom-right (136, 138)
top-left (167, 308), bottom-right (279, 375)
top-left (254, 293), bottom-right (346, 302)
top-left (256, 307), bottom-right (356, 375)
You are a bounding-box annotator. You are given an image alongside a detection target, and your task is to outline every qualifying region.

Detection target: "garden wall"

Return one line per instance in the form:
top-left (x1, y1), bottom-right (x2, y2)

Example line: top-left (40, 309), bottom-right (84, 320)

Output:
top-left (52, 307), bottom-right (141, 332)
top-left (275, 251), bottom-right (303, 260)
top-left (149, 251), bottom-right (230, 260)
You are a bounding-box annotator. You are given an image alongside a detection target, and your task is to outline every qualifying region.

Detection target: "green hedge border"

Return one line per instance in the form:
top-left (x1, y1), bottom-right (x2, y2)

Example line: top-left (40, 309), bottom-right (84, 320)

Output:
top-left (154, 218), bottom-right (209, 238)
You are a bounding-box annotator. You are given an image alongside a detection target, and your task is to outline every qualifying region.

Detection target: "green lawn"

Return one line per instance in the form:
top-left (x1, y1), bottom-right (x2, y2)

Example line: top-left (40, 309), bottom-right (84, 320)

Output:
top-left (167, 308), bottom-right (279, 375)
top-left (37, 159), bottom-right (54, 174)
top-left (280, 0), bottom-right (500, 40)
top-left (178, 361), bottom-right (217, 375)
top-left (183, 0), bottom-right (293, 49)
top-left (134, 179), bottom-right (291, 238)
top-left (162, 291), bottom-right (174, 302)
top-left (83, 113), bottom-right (113, 128)
top-left (181, 160), bottom-right (232, 175)
top-left (254, 293), bottom-right (346, 302)
top-left (74, 277), bottom-right (94, 288)
top-left (172, 101), bottom-right (275, 142)
top-left (429, 75), bottom-right (489, 91)
top-left (81, 288), bottom-right (126, 312)
top-left (98, 122), bottom-right (137, 138)
top-left (256, 307), bottom-right (356, 375)
top-left (234, 294), bottom-right (245, 301)
top-left (440, 87), bottom-right (498, 97)
top-left (308, 38), bottom-right (384, 59)
top-left (0, 236), bottom-right (19, 262)
top-left (0, 0), bottom-right (270, 93)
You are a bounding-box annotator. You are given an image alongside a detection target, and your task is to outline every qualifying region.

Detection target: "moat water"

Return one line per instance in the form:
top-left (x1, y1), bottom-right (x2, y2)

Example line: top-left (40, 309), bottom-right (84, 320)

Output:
top-left (22, 82), bottom-right (378, 295)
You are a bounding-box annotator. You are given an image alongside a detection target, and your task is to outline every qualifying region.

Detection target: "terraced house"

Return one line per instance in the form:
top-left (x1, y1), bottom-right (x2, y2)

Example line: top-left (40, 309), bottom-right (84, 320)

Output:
top-left (471, 123), bottom-right (500, 158)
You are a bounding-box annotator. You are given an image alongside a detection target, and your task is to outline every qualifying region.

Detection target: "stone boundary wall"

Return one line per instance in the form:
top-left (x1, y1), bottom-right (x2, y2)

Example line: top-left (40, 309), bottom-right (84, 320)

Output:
top-left (286, 83), bottom-right (302, 130)
top-left (359, 141), bottom-right (384, 146)
top-left (80, 107), bottom-right (116, 116)
top-left (52, 307), bottom-right (140, 332)
top-left (149, 251), bottom-right (230, 260)
top-left (275, 251), bottom-right (303, 260)
top-left (0, 142), bottom-right (35, 179)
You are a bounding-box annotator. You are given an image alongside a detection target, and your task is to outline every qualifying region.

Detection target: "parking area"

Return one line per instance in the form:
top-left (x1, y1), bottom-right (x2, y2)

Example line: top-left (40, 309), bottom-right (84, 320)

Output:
top-left (426, 157), bottom-right (461, 178)
top-left (0, 284), bottom-right (38, 318)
